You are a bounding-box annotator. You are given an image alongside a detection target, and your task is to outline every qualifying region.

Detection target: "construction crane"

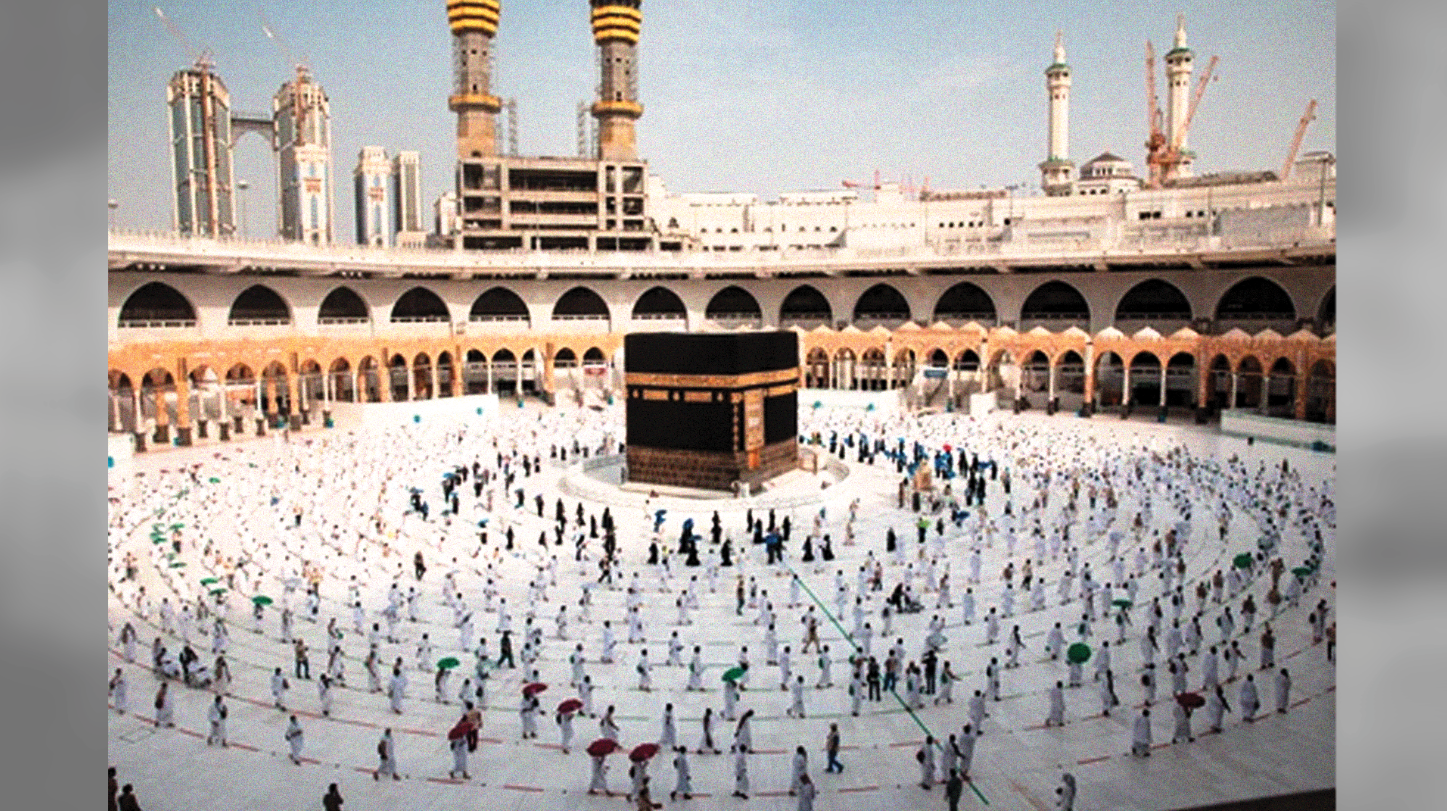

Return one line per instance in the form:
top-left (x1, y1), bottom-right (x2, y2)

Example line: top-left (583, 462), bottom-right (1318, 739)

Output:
top-left (841, 170), bottom-right (884, 190)
top-left (1144, 41), bottom-right (1165, 183)
top-left (1279, 99), bottom-right (1318, 180)
top-left (1145, 49), bottom-right (1218, 186)
top-left (154, 6), bottom-right (211, 69)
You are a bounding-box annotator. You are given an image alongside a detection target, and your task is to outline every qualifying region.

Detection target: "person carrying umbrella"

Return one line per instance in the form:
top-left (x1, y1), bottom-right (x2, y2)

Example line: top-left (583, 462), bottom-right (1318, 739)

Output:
top-left (587, 738), bottom-right (619, 794)
top-left (447, 717), bottom-right (472, 779)
top-left (557, 698), bottom-right (582, 753)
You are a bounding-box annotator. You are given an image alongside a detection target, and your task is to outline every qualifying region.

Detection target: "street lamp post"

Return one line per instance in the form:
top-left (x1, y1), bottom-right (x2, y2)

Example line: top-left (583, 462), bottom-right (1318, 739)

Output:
top-left (236, 179), bottom-right (250, 240)
top-left (107, 198), bottom-right (118, 230)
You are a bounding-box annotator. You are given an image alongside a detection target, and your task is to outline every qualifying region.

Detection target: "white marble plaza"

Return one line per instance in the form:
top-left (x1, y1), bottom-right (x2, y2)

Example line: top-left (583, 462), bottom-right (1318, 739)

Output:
top-left (107, 406), bottom-right (1335, 810)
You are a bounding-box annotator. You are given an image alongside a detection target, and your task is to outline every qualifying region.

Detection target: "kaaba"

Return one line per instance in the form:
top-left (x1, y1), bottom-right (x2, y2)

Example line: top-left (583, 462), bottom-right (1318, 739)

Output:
top-left (625, 331), bottom-right (800, 492)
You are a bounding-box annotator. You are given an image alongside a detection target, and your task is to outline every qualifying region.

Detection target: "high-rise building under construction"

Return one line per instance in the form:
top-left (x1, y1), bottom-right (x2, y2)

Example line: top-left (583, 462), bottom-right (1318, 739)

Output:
top-left (166, 62), bottom-right (236, 238)
top-left (447, 0), bottom-right (653, 250)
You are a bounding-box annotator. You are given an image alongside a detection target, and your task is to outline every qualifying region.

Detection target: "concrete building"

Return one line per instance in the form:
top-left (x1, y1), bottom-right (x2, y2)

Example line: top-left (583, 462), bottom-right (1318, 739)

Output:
top-left (392, 150), bottom-right (426, 247)
top-left (274, 67), bottom-right (333, 245)
top-left (449, 0), bottom-right (652, 251)
top-left (434, 190), bottom-right (459, 242)
top-left (353, 147), bottom-right (394, 247)
top-left (166, 62), bottom-right (236, 238)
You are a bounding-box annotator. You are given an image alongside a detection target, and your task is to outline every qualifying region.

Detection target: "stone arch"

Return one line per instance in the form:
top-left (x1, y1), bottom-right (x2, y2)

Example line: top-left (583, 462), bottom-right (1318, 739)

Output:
top-left (891, 347), bottom-right (916, 389)
top-left (553, 287), bottom-right (611, 325)
top-left (1317, 286), bottom-right (1335, 330)
top-left (804, 347), bottom-right (830, 388)
top-left (1057, 350), bottom-right (1087, 404)
top-left (632, 286), bottom-right (687, 321)
top-left (462, 349), bottom-right (489, 395)
top-left (1094, 350), bottom-right (1125, 408)
top-left (357, 356), bottom-right (382, 403)
top-left (860, 347), bottom-right (888, 391)
top-left (1021, 350), bottom-right (1051, 399)
top-left (413, 352), bottom-right (433, 400)
top-left (780, 285), bottom-right (833, 327)
top-left (1124, 351), bottom-right (1162, 407)
top-left (392, 287), bottom-right (450, 322)
top-left (1114, 279), bottom-right (1193, 322)
top-left (853, 283), bottom-right (911, 326)
top-left (1236, 356), bottom-right (1265, 408)
top-left (705, 286), bottom-right (762, 326)
top-left (297, 359), bottom-right (324, 413)
top-left (119, 281), bottom-right (197, 328)
top-left (1267, 357), bottom-right (1297, 414)
top-left (1305, 359), bottom-right (1335, 423)
top-left (833, 347), bottom-right (857, 390)
top-left (1216, 277), bottom-right (1296, 324)
top-left (1207, 354), bottom-right (1232, 410)
top-left (953, 348), bottom-right (981, 370)
top-left (437, 351), bottom-right (455, 397)
top-left (328, 357), bottom-right (355, 403)
top-left (1021, 280), bottom-right (1089, 326)
top-left (1165, 351), bottom-right (1197, 409)
top-left (934, 281), bottom-right (996, 324)
top-left (471, 287), bottom-right (531, 326)
top-left (109, 371), bottom-right (137, 432)
top-left (492, 348), bottom-right (518, 395)
top-left (318, 286), bottom-right (370, 323)
top-left (554, 347), bottom-right (578, 368)
top-left (386, 354), bottom-right (410, 400)
top-left (228, 284), bottom-right (292, 325)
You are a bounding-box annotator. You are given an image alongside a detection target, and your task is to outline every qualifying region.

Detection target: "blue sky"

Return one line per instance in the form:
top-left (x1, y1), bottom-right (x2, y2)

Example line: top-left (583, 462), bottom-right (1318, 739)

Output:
top-left (108, 0), bottom-right (1335, 237)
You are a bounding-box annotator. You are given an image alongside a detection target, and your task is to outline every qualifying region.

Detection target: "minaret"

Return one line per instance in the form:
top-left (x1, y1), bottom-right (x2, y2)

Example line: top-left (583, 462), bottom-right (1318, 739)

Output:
top-left (1038, 31), bottom-right (1075, 196)
top-left (447, 0), bottom-right (503, 159)
top-left (590, 0), bottom-right (643, 161)
top-left (1164, 13), bottom-right (1194, 177)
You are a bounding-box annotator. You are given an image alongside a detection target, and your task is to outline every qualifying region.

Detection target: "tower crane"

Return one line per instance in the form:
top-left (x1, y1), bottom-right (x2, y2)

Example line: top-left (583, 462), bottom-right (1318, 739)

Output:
top-left (154, 6), bottom-right (211, 69)
top-left (1144, 41), bottom-right (1166, 184)
top-left (1279, 99), bottom-right (1318, 180)
top-left (1145, 48), bottom-right (1218, 186)
top-left (841, 170), bottom-right (884, 190)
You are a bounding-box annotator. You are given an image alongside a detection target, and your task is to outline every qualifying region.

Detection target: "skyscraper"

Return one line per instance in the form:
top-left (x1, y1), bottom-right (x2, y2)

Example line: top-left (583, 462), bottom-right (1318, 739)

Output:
top-left (354, 146), bottom-right (393, 247)
top-left (166, 62), bottom-right (236, 238)
top-left (392, 150), bottom-right (426, 247)
top-left (274, 66), bottom-right (333, 244)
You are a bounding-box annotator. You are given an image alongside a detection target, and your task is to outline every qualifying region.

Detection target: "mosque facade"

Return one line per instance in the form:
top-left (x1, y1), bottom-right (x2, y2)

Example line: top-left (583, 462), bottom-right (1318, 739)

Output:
top-left (108, 12), bottom-right (1334, 448)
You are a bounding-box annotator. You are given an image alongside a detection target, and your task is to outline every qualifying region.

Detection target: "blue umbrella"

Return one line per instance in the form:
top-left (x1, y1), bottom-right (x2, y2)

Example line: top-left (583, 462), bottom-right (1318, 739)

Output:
top-left (477, 518), bottom-right (490, 527)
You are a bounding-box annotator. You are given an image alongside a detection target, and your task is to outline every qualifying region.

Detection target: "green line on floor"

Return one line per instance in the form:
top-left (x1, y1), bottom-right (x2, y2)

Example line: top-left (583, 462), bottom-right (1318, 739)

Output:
top-left (788, 565), bottom-right (989, 805)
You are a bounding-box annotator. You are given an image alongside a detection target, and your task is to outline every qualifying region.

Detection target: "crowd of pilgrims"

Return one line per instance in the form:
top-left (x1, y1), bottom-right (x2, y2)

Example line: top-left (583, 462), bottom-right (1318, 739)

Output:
top-left (107, 403), bottom-right (1335, 807)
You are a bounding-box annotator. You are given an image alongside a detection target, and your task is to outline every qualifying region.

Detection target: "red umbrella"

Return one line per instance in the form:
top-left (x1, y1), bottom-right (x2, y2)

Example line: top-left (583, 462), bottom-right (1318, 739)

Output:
top-left (587, 738), bottom-right (621, 757)
top-left (447, 719), bottom-right (474, 741)
top-left (1176, 692), bottom-right (1205, 709)
top-left (523, 682), bottom-right (547, 697)
top-left (629, 743), bottom-right (660, 763)
top-left (557, 698), bottom-right (583, 715)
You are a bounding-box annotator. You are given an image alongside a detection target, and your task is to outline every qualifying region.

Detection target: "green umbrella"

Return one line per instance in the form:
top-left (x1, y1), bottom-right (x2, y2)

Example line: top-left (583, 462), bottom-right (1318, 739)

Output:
top-left (151, 537), bottom-right (167, 545)
top-left (1112, 598), bottom-right (1133, 609)
top-left (208, 477), bottom-right (221, 484)
top-left (200, 577), bottom-right (219, 586)
top-left (209, 587), bottom-right (227, 596)
top-left (169, 561), bottom-right (186, 568)
top-left (1291, 566), bottom-right (1312, 577)
top-left (170, 523), bottom-right (184, 530)
top-left (438, 657), bottom-right (461, 670)
top-left (722, 666), bottom-right (745, 683)
top-left (1067, 643), bottom-right (1092, 664)
top-left (251, 595), bottom-right (274, 606)
top-left (1232, 553), bottom-right (1253, 569)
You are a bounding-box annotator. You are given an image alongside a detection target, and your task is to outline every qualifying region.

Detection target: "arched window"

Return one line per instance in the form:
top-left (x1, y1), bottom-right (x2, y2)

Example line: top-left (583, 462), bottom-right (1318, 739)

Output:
top-left (119, 282), bottom-right (196, 328)
top-left (391, 287), bottom-right (450, 322)
top-left (228, 285), bottom-right (291, 325)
